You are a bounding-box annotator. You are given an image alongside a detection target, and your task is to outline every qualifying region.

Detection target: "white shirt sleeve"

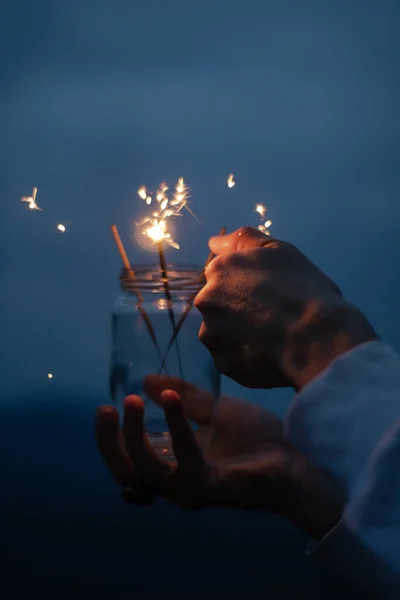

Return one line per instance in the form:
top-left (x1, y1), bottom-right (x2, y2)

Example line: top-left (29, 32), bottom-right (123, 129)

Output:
top-left (284, 341), bottom-right (400, 597)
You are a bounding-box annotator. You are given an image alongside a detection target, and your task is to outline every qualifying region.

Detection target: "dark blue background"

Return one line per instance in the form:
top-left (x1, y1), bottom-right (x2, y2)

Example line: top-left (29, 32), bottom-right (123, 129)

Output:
top-left (1, 1), bottom-right (398, 597)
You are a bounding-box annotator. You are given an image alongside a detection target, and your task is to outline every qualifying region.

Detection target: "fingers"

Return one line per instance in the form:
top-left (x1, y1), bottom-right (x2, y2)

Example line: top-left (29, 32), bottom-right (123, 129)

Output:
top-left (123, 395), bottom-right (170, 488)
top-left (161, 390), bottom-right (205, 470)
top-left (144, 375), bottom-right (214, 425)
top-left (95, 405), bottom-right (134, 486)
top-left (209, 226), bottom-right (276, 255)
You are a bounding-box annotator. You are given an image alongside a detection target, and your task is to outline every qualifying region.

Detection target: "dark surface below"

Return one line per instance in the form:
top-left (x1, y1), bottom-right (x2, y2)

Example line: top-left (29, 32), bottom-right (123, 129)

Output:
top-left (0, 388), bottom-right (362, 599)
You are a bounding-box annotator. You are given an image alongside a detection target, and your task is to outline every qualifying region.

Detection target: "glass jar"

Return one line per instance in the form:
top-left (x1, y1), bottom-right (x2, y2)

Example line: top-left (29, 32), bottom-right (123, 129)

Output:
top-left (110, 264), bottom-right (220, 459)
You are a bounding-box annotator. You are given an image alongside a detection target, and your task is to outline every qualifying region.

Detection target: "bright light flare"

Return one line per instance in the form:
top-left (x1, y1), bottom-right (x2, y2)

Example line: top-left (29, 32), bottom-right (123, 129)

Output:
top-left (146, 220), bottom-right (167, 243)
top-left (227, 173), bottom-right (236, 188)
top-left (47, 373), bottom-right (53, 379)
top-left (255, 204), bottom-right (266, 217)
top-left (57, 224), bottom-right (66, 233)
top-left (143, 218), bottom-right (180, 249)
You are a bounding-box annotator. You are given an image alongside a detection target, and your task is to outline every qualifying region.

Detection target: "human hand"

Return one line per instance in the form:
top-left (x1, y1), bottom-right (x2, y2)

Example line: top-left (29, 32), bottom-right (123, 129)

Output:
top-left (194, 227), bottom-right (377, 390)
top-left (96, 377), bottom-right (345, 541)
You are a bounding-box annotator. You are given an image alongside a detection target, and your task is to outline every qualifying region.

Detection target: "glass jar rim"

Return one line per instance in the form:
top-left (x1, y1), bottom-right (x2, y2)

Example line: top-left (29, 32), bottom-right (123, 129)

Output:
top-left (120, 263), bottom-right (205, 294)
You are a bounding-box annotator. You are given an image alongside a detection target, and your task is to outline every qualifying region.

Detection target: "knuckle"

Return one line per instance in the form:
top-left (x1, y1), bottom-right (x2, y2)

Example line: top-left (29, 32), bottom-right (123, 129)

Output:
top-left (235, 226), bottom-right (271, 251)
top-left (236, 225), bottom-right (258, 239)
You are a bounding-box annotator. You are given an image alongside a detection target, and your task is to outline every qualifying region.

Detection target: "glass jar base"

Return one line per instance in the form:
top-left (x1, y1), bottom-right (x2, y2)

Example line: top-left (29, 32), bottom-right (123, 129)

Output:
top-left (147, 431), bottom-right (175, 461)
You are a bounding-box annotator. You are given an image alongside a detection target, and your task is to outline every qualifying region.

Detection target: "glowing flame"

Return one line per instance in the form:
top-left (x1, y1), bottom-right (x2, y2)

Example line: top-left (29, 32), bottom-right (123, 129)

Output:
top-left (57, 224), bottom-right (66, 233)
top-left (21, 187), bottom-right (42, 211)
top-left (146, 220), bottom-right (167, 242)
top-left (227, 173), bottom-right (236, 188)
top-left (136, 177), bottom-right (196, 250)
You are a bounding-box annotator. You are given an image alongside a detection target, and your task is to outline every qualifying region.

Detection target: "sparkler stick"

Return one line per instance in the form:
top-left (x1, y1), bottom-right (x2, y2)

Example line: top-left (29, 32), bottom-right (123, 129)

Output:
top-left (157, 239), bottom-right (184, 379)
top-left (110, 225), bottom-right (166, 370)
top-left (157, 226), bottom-right (227, 374)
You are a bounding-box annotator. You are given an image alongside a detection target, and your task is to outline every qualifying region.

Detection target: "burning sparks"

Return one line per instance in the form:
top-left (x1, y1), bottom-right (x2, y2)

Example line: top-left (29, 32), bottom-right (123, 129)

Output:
top-left (136, 177), bottom-right (195, 250)
top-left (21, 187), bottom-right (42, 211)
top-left (255, 204), bottom-right (272, 235)
top-left (138, 187), bottom-right (147, 200)
top-left (227, 173), bottom-right (236, 188)
top-left (20, 187), bottom-right (70, 235)
top-left (47, 373), bottom-right (53, 379)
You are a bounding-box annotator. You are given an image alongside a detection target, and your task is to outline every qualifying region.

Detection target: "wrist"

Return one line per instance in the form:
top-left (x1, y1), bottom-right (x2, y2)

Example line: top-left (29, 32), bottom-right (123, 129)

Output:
top-left (284, 452), bottom-right (346, 541)
top-left (285, 302), bottom-right (378, 392)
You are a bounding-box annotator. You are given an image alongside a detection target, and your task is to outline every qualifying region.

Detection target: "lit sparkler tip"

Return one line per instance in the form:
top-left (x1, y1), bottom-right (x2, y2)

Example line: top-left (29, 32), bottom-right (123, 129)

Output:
top-left (57, 224), bottom-right (66, 233)
top-left (145, 219), bottom-right (167, 243)
top-left (227, 173), bottom-right (236, 188)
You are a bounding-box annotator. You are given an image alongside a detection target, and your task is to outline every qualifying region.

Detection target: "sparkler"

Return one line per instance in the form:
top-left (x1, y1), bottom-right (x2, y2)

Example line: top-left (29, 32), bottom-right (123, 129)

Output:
top-left (21, 187), bottom-right (42, 211)
top-left (136, 178), bottom-right (198, 379)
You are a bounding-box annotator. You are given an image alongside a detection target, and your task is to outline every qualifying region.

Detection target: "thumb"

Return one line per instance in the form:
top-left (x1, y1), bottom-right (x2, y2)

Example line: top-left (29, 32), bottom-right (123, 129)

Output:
top-left (209, 226), bottom-right (275, 255)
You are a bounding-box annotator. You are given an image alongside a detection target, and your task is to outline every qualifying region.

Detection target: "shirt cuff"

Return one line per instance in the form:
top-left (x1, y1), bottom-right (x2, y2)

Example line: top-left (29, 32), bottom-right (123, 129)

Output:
top-left (284, 341), bottom-right (400, 493)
